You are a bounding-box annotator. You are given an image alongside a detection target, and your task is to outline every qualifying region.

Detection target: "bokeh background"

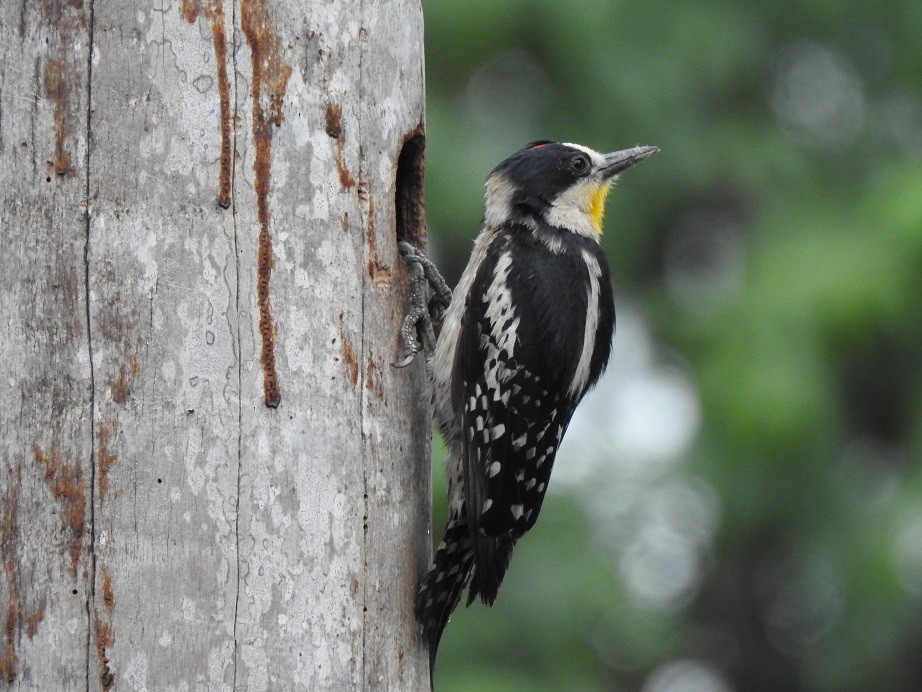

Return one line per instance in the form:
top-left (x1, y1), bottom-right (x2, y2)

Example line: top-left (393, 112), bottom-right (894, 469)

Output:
top-left (420, 1), bottom-right (922, 690)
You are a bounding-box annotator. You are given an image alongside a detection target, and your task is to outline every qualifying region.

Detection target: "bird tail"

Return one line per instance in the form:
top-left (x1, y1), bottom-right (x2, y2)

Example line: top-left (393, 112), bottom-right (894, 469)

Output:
top-left (414, 511), bottom-right (475, 686)
top-left (466, 533), bottom-right (517, 607)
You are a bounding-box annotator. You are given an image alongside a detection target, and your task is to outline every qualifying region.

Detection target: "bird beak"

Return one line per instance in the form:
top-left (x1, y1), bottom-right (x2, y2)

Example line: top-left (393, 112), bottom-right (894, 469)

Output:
top-left (600, 145), bottom-right (659, 179)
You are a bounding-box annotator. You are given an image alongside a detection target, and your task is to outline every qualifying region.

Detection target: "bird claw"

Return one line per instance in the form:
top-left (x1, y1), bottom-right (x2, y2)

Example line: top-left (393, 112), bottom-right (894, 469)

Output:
top-left (392, 352), bottom-right (417, 369)
top-left (394, 241), bottom-right (451, 368)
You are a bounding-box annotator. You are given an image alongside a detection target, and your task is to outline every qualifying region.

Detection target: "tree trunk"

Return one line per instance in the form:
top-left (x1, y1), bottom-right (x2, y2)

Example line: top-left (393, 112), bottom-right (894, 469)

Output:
top-left (0, 0), bottom-right (430, 688)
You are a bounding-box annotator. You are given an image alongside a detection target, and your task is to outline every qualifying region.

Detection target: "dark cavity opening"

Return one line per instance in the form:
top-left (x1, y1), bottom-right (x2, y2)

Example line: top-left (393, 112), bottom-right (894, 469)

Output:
top-left (395, 128), bottom-right (426, 247)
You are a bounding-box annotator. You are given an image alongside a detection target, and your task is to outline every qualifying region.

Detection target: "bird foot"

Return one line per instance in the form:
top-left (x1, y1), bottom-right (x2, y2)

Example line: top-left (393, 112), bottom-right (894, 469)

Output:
top-left (394, 241), bottom-right (452, 368)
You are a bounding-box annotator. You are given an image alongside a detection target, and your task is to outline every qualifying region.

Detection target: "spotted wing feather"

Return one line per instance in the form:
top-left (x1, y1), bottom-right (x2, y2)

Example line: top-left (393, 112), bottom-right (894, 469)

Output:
top-left (453, 232), bottom-right (592, 603)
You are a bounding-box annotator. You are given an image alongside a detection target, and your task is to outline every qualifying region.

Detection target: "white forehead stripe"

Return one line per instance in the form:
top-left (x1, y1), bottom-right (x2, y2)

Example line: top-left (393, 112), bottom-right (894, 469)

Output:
top-left (561, 142), bottom-right (606, 167)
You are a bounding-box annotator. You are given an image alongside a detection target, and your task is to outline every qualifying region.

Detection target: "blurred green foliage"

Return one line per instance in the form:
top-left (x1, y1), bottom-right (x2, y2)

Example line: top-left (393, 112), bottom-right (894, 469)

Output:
top-left (421, 1), bottom-right (922, 689)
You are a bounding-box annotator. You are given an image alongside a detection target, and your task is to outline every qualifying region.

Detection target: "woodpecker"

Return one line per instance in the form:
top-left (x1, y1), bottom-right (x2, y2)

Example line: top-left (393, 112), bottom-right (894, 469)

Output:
top-left (397, 140), bottom-right (658, 678)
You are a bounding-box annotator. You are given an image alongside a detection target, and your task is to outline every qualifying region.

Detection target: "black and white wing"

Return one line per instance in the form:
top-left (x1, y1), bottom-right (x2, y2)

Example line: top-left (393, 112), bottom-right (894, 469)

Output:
top-left (452, 227), bottom-right (614, 604)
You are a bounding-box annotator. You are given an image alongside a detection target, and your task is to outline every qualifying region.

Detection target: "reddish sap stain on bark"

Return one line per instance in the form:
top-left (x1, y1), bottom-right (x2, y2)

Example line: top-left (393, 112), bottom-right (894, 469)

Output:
top-left (33, 444), bottom-right (86, 576)
top-left (179, 0), bottom-right (198, 22)
top-left (43, 59), bottom-right (74, 177)
top-left (38, 0), bottom-right (86, 179)
top-left (102, 567), bottom-right (115, 610)
top-left (339, 322), bottom-right (360, 388)
top-left (110, 359), bottom-right (138, 405)
top-left (365, 357), bottom-right (386, 402)
top-left (94, 610), bottom-right (114, 688)
top-left (242, 0), bottom-right (292, 409)
top-left (324, 103), bottom-right (356, 189)
top-left (97, 424), bottom-right (117, 500)
top-left (0, 484), bottom-right (19, 683)
top-left (181, 0), bottom-right (233, 208)
top-left (24, 606), bottom-right (44, 640)
top-left (324, 103), bottom-right (343, 139)
top-left (363, 197), bottom-right (392, 289)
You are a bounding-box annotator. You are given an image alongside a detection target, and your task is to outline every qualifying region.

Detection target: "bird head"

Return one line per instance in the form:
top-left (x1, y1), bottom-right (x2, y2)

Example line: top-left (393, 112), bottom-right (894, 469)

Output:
top-left (484, 141), bottom-right (658, 238)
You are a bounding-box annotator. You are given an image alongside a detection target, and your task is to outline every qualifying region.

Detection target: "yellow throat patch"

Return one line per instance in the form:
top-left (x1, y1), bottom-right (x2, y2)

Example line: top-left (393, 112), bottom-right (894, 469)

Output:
top-left (588, 183), bottom-right (612, 235)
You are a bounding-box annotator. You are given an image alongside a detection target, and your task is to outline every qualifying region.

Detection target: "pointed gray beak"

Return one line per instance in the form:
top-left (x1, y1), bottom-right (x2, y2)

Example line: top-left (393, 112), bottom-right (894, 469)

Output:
top-left (600, 145), bottom-right (659, 179)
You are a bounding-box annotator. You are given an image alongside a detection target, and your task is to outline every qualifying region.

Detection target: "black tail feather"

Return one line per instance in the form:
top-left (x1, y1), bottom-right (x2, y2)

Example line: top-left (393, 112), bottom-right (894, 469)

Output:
top-left (467, 533), bottom-right (517, 607)
top-left (414, 513), bottom-right (475, 686)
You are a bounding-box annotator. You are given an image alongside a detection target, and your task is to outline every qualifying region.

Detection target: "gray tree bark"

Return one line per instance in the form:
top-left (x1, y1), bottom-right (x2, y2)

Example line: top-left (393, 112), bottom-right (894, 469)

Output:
top-left (0, 0), bottom-right (430, 688)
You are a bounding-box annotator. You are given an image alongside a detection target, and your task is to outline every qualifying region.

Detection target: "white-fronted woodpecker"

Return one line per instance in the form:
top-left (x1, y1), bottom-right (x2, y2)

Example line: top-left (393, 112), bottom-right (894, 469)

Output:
top-left (397, 140), bottom-right (658, 678)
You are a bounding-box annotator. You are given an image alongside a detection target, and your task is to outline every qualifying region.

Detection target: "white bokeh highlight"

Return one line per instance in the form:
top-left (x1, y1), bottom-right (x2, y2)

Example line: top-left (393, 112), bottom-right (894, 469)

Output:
top-left (557, 305), bottom-right (718, 612)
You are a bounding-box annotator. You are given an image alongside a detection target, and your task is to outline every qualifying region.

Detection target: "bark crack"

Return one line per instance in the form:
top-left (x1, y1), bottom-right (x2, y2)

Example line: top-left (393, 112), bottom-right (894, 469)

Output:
top-left (356, 2), bottom-right (368, 686)
top-left (82, 1), bottom-right (97, 690)
top-left (229, 0), bottom-right (243, 688)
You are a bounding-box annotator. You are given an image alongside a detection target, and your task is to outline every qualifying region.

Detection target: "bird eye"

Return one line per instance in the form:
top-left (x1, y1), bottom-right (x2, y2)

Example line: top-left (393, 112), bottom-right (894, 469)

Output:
top-left (570, 155), bottom-right (590, 175)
